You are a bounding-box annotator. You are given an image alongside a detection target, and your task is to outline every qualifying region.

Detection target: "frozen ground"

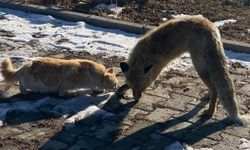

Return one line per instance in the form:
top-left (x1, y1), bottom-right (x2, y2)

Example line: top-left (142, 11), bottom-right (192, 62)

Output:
top-left (0, 7), bottom-right (249, 150)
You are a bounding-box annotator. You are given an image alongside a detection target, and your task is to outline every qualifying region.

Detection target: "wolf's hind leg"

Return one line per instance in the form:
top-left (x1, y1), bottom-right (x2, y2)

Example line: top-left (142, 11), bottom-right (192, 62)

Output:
top-left (210, 73), bottom-right (244, 124)
top-left (202, 79), bottom-right (217, 116)
top-left (190, 52), bottom-right (218, 116)
top-left (195, 70), bottom-right (218, 116)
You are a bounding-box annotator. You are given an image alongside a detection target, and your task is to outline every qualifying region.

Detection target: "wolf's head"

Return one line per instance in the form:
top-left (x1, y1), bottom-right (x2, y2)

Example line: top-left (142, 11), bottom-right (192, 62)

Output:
top-left (118, 36), bottom-right (163, 100)
top-left (120, 59), bottom-right (156, 100)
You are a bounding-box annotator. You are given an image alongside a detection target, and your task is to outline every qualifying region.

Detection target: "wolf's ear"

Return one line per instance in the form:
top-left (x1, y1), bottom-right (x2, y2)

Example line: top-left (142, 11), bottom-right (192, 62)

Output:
top-left (107, 68), bottom-right (114, 74)
top-left (144, 65), bottom-right (153, 74)
top-left (120, 62), bottom-right (129, 73)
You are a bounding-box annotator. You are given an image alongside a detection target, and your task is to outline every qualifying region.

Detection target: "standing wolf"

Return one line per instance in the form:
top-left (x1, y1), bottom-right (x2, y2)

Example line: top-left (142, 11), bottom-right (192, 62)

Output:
top-left (117, 15), bottom-right (248, 125)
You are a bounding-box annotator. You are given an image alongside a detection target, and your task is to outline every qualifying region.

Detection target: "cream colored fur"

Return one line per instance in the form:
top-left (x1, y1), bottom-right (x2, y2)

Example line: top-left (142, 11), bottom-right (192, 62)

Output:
top-left (1, 57), bottom-right (118, 96)
top-left (118, 15), bottom-right (249, 125)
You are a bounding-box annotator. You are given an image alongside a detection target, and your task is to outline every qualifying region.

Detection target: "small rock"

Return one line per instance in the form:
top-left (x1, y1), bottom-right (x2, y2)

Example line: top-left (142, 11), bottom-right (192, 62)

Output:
top-left (162, 18), bottom-right (168, 21)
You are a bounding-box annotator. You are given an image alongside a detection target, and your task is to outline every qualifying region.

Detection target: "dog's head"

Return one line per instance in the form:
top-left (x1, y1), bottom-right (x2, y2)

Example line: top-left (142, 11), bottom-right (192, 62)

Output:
top-left (101, 68), bottom-right (118, 90)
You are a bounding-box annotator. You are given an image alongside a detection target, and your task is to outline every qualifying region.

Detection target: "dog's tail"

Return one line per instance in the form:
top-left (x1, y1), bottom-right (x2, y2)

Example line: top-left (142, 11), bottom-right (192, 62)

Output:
top-left (0, 57), bottom-right (21, 83)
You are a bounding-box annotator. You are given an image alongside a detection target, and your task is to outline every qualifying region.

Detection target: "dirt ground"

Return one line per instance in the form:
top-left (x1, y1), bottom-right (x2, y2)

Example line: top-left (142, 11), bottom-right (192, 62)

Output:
top-left (9, 0), bottom-right (250, 43)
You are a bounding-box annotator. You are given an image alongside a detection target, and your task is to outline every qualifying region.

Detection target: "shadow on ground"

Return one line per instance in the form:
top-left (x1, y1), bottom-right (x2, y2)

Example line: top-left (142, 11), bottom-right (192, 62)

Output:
top-left (39, 95), bottom-right (232, 150)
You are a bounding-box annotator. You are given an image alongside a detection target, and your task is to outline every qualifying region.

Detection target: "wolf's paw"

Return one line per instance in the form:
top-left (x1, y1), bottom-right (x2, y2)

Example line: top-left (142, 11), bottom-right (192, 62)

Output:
top-left (201, 92), bottom-right (210, 101)
top-left (202, 109), bottom-right (214, 117)
top-left (228, 115), bottom-right (250, 127)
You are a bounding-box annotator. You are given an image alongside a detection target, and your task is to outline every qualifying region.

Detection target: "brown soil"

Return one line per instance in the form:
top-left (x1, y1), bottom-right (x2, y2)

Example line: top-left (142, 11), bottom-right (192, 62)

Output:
top-left (12, 0), bottom-right (250, 44)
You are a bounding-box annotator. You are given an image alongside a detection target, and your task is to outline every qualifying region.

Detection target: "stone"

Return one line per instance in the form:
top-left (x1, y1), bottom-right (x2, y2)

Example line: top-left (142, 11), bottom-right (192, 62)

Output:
top-left (135, 94), bottom-right (165, 112)
top-left (157, 118), bottom-right (192, 137)
top-left (54, 126), bottom-right (92, 144)
top-left (224, 124), bottom-right (250, 140)
top-left (239, 84), bottom-right (250, 96)
top-left (136, 133), bottom-right (175, 150)
top-left (122, 120), bottom-right (158, 142)
top-left (146, 108), bottom-right (173, 123)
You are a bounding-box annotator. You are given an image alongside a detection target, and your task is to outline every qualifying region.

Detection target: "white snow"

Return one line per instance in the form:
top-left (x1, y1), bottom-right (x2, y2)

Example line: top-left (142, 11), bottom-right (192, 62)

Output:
top-left (0, 92), bottom-right (114, 127)
top-left (214, 19), bottom-right (237, 27)
top-left (162, 17), bottom-right (168, 21)
top-left (92, 3), bottom-right (124, 18)
top-left (164, 53), bottom-right (193, 71)
top-left (0, 8), bottom-right (138, 57)
top-left (65, 105), bottom-right (114, 128)
top-left (172, 14), bottom-right (203, 18)
top-left (0, 73), bottom-right (3, 81)
top-left (164, 138), bottom-right (250, 150)
top-left (239, 138), bottom-right (250, 150)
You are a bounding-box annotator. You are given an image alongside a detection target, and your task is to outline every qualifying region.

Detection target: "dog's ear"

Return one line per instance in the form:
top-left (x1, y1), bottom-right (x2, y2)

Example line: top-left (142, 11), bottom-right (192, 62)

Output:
top-left (107, 68), bottom-right (114, 74)
top-left (144, 65), bottom-right (153, 74)
top-left (120, 62), bottom-right (129, 73)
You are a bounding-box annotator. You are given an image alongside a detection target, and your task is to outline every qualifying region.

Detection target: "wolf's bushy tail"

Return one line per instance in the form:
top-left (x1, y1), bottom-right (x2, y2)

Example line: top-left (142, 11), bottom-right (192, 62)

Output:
top-left (1, 58), bottom-right (20, 82)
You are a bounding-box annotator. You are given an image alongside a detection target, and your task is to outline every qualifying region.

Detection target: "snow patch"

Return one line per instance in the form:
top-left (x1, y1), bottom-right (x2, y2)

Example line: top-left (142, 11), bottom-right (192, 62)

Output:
top-left (0, 8), bottom-right (138, 57)
top-left (214, 19), bottom-right (237, 27)
top-left (172, 14), bottom-right (203, 18)
top-left (164, 53), bottom-right (192, 71)
top-left (164, 141), bottom-right (184, 150)
top-left (0, 92), bottom-right (115, 126)
top-left (239, 138), bottom-right (250, 150)
top-left (0, 73), bottom-right (3, 81)
top-left (165, 138), bottom-right (250, 150)
top-left (165, 141), bottom-right (213, 150)
top-left (92, 3), bottom-right (124, 18)
top-left (162, 17), bottom-right (168, 21)
top-left (0, 120), bottom-right (3, 127)
top-left (65, 105), bottom-right (114, 128)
